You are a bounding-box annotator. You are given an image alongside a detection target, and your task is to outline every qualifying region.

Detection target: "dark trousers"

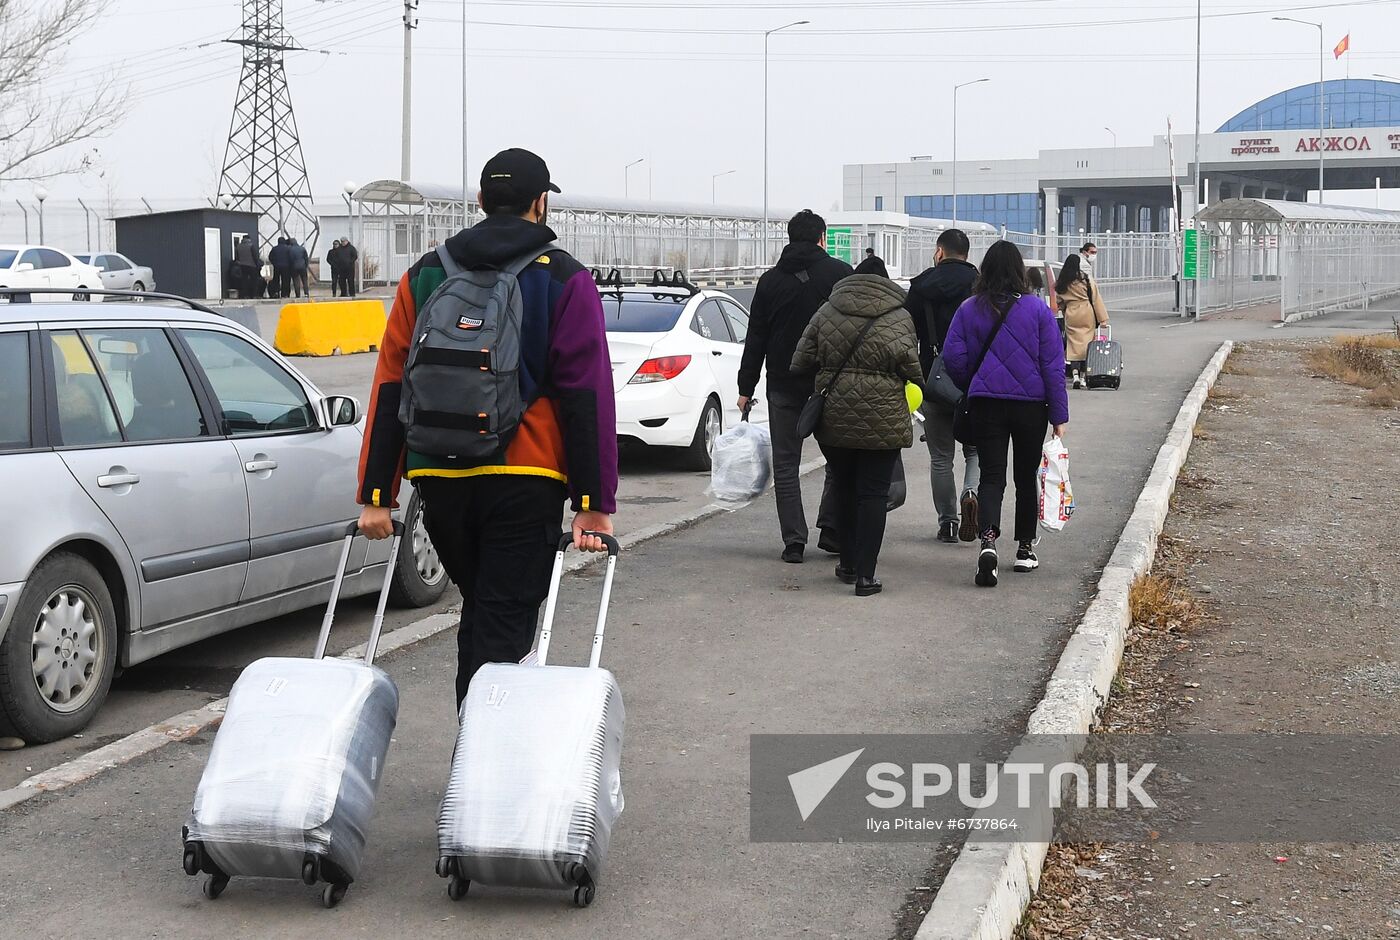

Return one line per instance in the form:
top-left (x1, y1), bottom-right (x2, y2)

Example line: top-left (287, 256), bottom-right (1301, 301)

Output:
top-left (272, 268), bottom-right (289, 298)
top-left (970, 398), bottom-right (1048, 543)
top-left (415, 475), bottom-right (566, 707)
top-left (818, 444), bottom-right (899, 579)
top-left (332, 271), bottom-right (354, 297)
top-left (766, 383), bottom-right (838, 548)
top-left (292, 270), bottom-right (308, 298)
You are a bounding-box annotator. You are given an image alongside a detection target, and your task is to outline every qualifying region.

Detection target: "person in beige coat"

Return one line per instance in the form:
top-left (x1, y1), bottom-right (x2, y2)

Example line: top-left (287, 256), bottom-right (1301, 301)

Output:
top-left (1055, 252), bottom-right (1109, 389)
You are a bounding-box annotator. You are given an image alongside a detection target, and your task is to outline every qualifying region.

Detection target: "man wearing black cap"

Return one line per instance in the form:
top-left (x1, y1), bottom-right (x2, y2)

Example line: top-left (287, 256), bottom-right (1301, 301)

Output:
top-left (356, 148), bottom-right (618, 705)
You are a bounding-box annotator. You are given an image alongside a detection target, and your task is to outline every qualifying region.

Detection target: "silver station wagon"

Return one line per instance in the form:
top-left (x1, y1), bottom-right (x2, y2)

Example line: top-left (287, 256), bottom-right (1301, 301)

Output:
top-left (0, 290), bottom-right (446, 743)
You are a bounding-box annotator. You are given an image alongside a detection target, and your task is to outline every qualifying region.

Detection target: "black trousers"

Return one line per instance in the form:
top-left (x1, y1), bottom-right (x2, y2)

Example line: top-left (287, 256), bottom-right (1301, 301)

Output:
top-left (970, 398), bottom-right (1048, 543)
top-left (415, 475), bottom-right (566, 707)
top-left (272, 268), bottom-right (289, 298)
top-left (291, 270), bottom-right (309, 297)
top-left (332, 271), bottom-right (354, 297)
top-left (766, 383), bottom-right (838, 548)
top-left (818, 444), bottom-right (899, 579)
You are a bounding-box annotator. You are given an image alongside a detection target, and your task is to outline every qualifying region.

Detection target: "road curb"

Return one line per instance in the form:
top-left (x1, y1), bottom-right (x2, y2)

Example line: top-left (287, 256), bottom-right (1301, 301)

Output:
top-left (914, 341), bottom-right (1234, 940)
top-left (0, 459), bottom-right (826, 812)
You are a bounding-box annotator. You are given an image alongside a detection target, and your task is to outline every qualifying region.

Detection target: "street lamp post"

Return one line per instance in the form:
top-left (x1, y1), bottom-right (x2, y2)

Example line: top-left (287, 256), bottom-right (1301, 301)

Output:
top-left (624, 158), bottom-right (644, 200)
top-left (712, 169), bottom-right (736, 205)
top-left (1105, 127), bottom-right (1117, 147)
top-left (952, 78), bottom-right (989, 226)
top-left (35, 186), bottom-right (48, 243)
top-left (763, 19), bottom-right (808, 266)
top-left (1275, 16), bottom-right (1326, 203)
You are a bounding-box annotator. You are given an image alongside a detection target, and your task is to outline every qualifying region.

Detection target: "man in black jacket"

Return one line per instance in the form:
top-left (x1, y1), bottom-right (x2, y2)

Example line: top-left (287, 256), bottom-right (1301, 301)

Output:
top-left (737, 209), bottom-right (853, 563)
top-left (905, 228), bottom-right (981, 544)
top-left (340, 239), bottom-right (359, 296)
top-left (287, 238), bottom-right (310, 298)
top-left (854, 247), bottom-right (888, 277)
top-left (268, 236), bottom-right (290, 299)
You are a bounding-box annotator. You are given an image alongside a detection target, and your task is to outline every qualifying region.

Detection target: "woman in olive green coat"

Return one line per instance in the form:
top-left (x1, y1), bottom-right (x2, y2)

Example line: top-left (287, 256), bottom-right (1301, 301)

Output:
top-left (792, 274), bottom-right (923, 596)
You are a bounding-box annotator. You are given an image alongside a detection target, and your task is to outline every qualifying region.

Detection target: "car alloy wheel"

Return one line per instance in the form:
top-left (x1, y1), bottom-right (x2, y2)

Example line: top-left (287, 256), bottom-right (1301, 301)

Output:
top-left (704, 404), bottom-right (722, 458)
top-left (412, 509), bottom-right (445, 587)
top-left (31, 585), bottom-right (106, 714)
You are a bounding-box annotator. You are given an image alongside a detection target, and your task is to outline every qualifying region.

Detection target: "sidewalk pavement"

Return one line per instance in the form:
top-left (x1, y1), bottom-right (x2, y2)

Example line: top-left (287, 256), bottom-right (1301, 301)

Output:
top-left (0, 310), bottom-right (1385, 938)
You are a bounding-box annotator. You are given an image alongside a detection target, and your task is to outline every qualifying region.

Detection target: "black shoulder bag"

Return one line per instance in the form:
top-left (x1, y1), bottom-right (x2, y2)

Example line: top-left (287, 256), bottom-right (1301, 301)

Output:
top-left (797, 316), bottom-right (880, 440)
top-left (951, 308), bottom-right (1011, 445)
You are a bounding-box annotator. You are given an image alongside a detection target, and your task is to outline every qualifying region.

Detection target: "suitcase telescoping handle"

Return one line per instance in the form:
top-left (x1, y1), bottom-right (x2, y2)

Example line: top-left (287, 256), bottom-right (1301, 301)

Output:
top-left (535, 532), bottom-right (621, 669)
top-left (1096, 324), bottom-right (1112, 341)
top-left (313, 520), bottom-right (406, 665)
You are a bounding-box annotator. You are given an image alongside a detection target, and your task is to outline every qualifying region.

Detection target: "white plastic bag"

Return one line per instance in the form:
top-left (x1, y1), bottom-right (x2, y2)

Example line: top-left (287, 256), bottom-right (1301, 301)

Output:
top-left (707, 419), bottom-right (772, 506)
top-left (1038, 437), bottom-right (1074, 532)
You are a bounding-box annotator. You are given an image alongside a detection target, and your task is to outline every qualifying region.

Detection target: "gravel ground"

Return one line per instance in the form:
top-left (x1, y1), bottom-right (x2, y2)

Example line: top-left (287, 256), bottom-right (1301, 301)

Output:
top-left (1018, 340), bottom-right (1400, 940)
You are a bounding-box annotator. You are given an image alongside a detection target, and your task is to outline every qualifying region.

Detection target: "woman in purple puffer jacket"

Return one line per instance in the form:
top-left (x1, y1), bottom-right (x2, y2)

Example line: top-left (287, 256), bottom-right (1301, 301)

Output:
top-left (943, 241), bottom-right (1070, 588)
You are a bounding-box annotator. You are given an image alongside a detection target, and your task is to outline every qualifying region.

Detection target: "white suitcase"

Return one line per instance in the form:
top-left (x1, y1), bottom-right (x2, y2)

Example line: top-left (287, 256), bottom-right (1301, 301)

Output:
top-left (182, 521), bottom-right (405, 908)
top-left (436, 533), bottom-right (626, 908)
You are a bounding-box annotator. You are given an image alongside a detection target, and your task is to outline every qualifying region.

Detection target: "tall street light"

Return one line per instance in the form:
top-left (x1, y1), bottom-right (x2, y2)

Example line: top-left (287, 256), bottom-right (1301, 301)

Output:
top-left (625, 158), bottom-right (645, 200)
top-left (35, 186), bottom-right (48, 243)
top-left (712, 169), bottom-right (736, 205)
top-left (1105, 127), bottom-right (1117, 147)
top-left (1275, 16), bottom-right (1326, 203)
top-left (763, 19), bottom-right (808, 265)
top-left (951, 78), bottom-right (990, 226)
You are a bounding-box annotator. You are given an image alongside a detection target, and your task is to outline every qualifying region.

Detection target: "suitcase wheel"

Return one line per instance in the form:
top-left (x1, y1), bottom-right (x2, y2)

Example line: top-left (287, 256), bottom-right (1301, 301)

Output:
top-left (447, 874), bottom-right (470, 902)
top-left (573, 883), bottom-right (596, 908)
top-left (182, 844), bottom-right (201, 877)
top-left (322, 882), bottom-right (348, 909)
top-left (435, 855), bottom-right (455, 879)
top-left (302, 857), bottom-right (320, 886)
top-left (202, 874), bottom-right (229, 900)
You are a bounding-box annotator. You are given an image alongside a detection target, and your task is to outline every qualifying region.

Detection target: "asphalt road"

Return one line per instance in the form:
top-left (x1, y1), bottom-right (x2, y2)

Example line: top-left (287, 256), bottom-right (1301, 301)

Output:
top-left (0, 293), bottom-right (1393, 938)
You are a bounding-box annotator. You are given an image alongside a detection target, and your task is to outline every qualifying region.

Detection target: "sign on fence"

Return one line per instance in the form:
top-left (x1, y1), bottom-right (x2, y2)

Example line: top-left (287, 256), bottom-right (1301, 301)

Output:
top-left (1183, 229), bottom-right (1211, 279)
top-left (826, 226), bottom-right (856, 265)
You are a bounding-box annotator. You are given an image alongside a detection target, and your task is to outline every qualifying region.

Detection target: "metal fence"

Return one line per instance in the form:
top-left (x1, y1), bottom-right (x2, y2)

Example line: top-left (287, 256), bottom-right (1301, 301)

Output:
top-left (1196, 200), bottom-right (1400, 321)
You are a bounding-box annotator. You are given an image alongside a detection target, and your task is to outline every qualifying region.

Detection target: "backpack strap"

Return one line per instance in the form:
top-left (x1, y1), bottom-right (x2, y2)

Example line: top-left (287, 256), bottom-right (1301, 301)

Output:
top-left (435, 244), bottom-right (464, 278)
top-left (435, 241), bottom-right (562, 279)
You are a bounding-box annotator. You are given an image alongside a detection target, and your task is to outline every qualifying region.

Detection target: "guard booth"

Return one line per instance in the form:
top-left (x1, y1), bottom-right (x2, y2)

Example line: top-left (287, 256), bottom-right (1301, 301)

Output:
top-left (114, 207), bottom-right (261, 300)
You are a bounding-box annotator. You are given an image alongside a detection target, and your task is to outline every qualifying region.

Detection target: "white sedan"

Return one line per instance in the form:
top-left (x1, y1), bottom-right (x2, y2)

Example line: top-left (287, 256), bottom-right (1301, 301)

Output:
top-left (0, 245), bottom-right (104, 301)
top-left (604, 280), bottom-right (766, 470)
top-left (74, 251), bottom-right (156, 294)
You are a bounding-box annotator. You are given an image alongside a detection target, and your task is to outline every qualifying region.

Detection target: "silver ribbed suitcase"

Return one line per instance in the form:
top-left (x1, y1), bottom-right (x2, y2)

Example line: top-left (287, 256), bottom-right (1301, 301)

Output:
top-left (182, 521), bottom-right (405, 909)
top-left (1085, 325), bottom-right (1123, 390)
top-left (436, 533), bottom-right (625, 908)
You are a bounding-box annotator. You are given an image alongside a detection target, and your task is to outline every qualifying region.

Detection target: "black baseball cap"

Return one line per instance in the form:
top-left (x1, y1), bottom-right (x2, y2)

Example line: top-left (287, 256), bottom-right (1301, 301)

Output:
top-left (480, 148), bottom-right (561, 205)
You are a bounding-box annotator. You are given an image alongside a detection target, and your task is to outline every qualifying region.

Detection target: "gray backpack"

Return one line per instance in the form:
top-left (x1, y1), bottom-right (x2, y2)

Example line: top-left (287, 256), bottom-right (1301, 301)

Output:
top-left (399, 243), bottom-right (556, 457)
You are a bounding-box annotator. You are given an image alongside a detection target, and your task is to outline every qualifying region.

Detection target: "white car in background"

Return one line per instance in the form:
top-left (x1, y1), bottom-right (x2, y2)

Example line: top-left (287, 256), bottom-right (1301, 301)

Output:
top-left (602, 274), bottom-right (767, 470)
top-left (0, 245), bottom-right (104, 301)
top-left (74, 251), bottom-right (156, 294)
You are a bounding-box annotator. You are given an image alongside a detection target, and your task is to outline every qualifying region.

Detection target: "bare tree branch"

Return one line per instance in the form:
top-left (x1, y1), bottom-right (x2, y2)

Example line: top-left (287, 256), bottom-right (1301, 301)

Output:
top-left (0, 0), bottom-right (127, 185)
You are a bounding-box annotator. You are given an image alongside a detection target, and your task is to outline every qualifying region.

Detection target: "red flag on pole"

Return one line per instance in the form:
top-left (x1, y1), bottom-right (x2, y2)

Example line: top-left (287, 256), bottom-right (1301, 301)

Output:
top-left (1334, 34), bottom-right (1351, 58)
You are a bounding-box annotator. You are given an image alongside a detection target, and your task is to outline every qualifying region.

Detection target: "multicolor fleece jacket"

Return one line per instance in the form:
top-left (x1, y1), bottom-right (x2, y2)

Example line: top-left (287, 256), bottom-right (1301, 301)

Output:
top-left (357, 214), bottom-right (618, 514)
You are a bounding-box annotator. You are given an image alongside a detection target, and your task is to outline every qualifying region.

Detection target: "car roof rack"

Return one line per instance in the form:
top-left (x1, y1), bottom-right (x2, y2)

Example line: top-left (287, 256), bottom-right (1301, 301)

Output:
top-left (0, 287), bottom-right (219, 313)
top-left (592, 268), bottom-right (701, 302)
top-left (649, 269), bottom-right (699, 296)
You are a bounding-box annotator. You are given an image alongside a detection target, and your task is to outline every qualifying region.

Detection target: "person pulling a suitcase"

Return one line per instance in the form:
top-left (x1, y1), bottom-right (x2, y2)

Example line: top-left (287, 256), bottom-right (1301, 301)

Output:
top-left (355, 148), bottom-right (619, 706)
top-left (1054, 252), bottom-right (1109, 390)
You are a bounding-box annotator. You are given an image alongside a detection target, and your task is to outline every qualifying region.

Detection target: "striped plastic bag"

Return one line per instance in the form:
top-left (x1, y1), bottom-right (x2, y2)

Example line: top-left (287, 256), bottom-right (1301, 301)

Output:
top-left (1038, 438), bottom-right (1074, 532)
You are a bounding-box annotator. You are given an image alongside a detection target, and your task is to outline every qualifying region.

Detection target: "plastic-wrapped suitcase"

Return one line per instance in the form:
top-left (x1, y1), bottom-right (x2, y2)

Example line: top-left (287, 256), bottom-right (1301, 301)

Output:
top-left (182, 521), bottom-right (405, 909)
top-left (437, 532), bottom-right (625, 909)
top-left (1085, 325), bottom-right (1123, 390)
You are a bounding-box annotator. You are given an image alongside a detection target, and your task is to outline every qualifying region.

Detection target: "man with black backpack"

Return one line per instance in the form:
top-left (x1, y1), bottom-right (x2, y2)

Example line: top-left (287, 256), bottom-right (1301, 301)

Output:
top-left (356, 148), bottom-right (617, 705)
top-left (737, 209), bottom-right (853, 564)
top-left (906, 228), bottom-right (980, 544)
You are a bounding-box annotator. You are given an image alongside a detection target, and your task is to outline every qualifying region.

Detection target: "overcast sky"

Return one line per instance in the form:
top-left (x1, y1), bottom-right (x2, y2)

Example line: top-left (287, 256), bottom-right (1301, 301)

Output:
top-left (39, 0), bottom-right (1400, 211)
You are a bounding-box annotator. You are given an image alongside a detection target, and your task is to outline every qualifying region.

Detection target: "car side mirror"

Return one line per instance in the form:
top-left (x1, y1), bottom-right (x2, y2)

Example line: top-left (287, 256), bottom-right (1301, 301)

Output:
top-left (15, 262), bottom-right (34, 273)
top-left (325, 395), bottom-right (360, 427)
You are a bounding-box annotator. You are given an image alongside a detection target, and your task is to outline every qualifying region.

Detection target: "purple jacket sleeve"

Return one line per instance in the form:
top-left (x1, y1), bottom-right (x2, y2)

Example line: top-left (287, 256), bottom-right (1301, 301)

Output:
top-left (1038, 302), bottom-right (1070, 426)
top-left (942, 300), bottom-right (975, 390)
top-left (550, 270), bottom-right (619, 514)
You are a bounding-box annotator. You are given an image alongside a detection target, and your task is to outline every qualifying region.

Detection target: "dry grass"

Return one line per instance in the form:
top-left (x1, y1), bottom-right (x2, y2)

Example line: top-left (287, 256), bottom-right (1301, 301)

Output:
top-left (1129, 570), bottom-right (1205, 635)
top-left (1307, 335), bottom-right (1400, 408)
top-left (1208, 384), bottom-right (1243, 401)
